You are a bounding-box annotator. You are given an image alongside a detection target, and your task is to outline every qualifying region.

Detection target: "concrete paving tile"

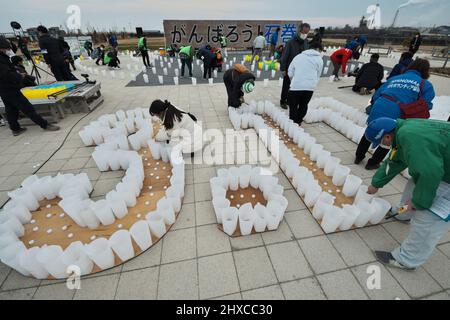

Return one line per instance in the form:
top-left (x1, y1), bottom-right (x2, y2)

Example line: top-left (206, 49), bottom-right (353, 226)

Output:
top-left (161, 228), bottom-right (197, 264)
top-left (197, 224), bottom-right (231, 257)
top-left (198, 253), bottom-right (240, 299)
top-left (115, 267), bottom-right (159, 300)
top-left (233, 247), bottom-right (278, 291)
top-left (351, 262), bottom-right (410, 300)
top-left (33, 282), bottom-right (75, 300)
top-left (267, 241), bottom-right (313, 282)
top-left (281, 277), bottom-right (327, 300)
top-left (328, 231), bottom-right (376, 266)
top-left (242, 285), bottom-right (284, 300)
top-left (317, 269), bottom-right (368, 300)
top-left (285, 210), bottom-right (324, 239)
top-left (158, 259), bottom-right (198, 300)
top-left (73, 274), bottom-right (120, 300)
top-left (298, 236), bottom-right (346, 274)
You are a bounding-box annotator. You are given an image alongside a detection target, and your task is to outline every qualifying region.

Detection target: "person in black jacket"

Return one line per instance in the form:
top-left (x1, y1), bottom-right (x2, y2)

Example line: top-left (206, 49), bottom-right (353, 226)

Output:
top-left (279, 23), bottom-right (310, 109)
top-left (223, 64), bottom-right (256, 108)
top-left (58, 36), bottom-right (76, 71)
top-left (197, 45), bottom-right (216, 79)
top-left (352, 53), bottom-right (384, 95)
top-left (11, 56), bottom-right (37, 87)
top-left (37, 25), bottom-right (77, 81)
top-left (95, 45), bottom-right (106, 66)
top-left (409, 33), bottom-right (422, 56)
top-left (0, 36), bottom-right (59, 136)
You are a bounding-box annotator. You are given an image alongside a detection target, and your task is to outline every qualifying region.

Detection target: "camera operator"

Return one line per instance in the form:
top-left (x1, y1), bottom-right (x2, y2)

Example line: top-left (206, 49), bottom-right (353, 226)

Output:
top-left (0, 36), bottom-right (60, 136)
top-left (37, 25), bottom-right (77, 81)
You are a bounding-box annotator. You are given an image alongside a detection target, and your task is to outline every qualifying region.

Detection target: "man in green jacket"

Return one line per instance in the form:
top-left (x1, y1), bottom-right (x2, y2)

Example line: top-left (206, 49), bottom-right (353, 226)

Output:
top-left (365, 117), bottom-right (450, 270)
top-left (179, 45), bottom-right (194, 77)
top-left (138, 36), bottom-right (150, 68)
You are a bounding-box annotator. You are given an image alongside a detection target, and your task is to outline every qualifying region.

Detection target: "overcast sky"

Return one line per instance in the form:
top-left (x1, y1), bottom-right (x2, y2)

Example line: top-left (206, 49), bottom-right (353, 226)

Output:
top-left (1, 0), bottom-right (449, 33)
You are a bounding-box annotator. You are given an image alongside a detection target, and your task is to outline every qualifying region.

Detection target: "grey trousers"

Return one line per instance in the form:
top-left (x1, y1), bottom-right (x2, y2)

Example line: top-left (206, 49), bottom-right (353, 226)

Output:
top-left (391, 179), bottom-right (450, 268)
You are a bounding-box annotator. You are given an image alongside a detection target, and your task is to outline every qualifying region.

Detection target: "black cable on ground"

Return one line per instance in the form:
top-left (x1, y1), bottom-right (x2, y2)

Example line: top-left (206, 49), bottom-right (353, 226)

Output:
top-left (0, 103), bottom-right (102, 210)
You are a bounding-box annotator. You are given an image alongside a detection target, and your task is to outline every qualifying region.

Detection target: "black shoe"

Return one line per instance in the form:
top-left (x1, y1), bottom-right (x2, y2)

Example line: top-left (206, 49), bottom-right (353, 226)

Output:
top-left (354, 156), bottom-right (364, 165)
top-left (280, 102), bottom-right (288, 110)
top-left (44, 124), bottom-right (60, 131)
top-left (374, 251), bottom-right (416, 271)
top-left (13, 127), bottom-right (27, 136)
top-left (365, 163), bottom-right (380, 170)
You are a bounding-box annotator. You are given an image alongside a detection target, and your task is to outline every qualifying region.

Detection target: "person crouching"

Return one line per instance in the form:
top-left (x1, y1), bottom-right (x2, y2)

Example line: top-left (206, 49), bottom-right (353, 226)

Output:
top-left (223, 64), bottom-right (256, 108)
top-left (150, 99), bottom-right (203, 157)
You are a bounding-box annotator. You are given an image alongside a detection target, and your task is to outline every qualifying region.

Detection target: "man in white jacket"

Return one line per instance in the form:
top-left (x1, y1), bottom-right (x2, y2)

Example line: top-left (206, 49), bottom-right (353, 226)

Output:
top-left (287, 42), bottom-right (324, 125)
top-left (252, 32), bottom-right (267, 63)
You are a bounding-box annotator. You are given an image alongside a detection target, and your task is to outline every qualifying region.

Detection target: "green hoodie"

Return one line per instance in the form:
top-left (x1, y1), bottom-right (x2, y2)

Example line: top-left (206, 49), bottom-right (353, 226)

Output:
top-left (372, 119), bottom-right (450, 210)
top-left (179, 46), bottom-right (194, 58)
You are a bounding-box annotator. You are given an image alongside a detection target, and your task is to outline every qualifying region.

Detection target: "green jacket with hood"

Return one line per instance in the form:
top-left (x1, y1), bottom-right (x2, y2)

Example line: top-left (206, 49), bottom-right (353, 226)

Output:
top-left (372, 119), bottom-right (450, 210)
top-left (179, 46), bottom-right (194, 58)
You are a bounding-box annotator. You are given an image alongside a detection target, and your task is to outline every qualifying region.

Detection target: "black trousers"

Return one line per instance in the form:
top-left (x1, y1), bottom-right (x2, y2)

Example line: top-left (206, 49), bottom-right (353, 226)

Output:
top-left (332, 60), bottom-right (341, 77)
top-left (181, 58), bottom-right (193, 77)
top-left (203, 62), bottom-right (212, 79)
top-left (50, 61), bottom-right (77, 81)
top-left (280, 75), bottom-right (291, 104)
top-left (140, 50), bottom-right (150, 67)
top-left (288, 90), bottom-right (314, 125)
top-left (96, 55), bottom-right (105, 65)
top-left (353, 81), bottom-right (382, 92)
top-left (355, 134), bottom-right (390, 166)
top-left (0, 91), bottom-right (48, 132)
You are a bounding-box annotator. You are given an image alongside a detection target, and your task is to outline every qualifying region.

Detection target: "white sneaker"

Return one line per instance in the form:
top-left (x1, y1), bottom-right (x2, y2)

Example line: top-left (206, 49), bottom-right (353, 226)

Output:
top-left (0, 119), bottom-right (6, 127)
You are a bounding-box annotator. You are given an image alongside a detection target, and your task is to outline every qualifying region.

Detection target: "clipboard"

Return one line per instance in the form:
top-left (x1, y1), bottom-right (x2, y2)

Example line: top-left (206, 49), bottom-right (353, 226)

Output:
top-left (428, 181), bottom-right (450, 222)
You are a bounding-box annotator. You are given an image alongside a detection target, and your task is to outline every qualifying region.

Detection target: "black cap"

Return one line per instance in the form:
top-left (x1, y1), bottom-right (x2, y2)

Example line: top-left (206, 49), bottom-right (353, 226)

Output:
top-left (0, 36), bottom-right (11, 49)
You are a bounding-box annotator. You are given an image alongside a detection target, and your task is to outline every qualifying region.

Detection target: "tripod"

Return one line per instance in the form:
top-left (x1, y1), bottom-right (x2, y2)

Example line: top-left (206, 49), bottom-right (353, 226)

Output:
top-left (29, 57), bottom-right (54, 85)
top-left (10, 21), bottom-right (55, 85)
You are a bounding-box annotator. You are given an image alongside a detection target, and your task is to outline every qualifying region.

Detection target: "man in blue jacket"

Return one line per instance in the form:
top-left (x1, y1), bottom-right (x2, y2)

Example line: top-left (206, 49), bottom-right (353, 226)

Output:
top-left (269, 27), bottom-right (280, 58)
top-left (387, 52), bottom-right (413, 80)
top-left (355, 58), bottom-right (435, 170)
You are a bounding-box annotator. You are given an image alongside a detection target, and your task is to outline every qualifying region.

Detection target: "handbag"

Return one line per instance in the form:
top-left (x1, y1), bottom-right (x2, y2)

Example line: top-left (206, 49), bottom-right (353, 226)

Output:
top-left (382, 80), bottom-right (430, 119)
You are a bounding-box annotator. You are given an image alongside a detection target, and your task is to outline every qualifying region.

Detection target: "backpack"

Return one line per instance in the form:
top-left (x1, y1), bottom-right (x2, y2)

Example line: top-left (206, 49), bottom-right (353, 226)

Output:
top-left (382, 80), bottom-right (430, 119)
top-left (233, 64), bottom-right (249, 74)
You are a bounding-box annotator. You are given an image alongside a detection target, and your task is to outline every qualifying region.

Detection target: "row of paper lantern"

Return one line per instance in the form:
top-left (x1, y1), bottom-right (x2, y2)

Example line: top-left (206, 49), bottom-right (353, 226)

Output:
top-left (211, 166), bottom-right (288, 236)
top-left (306, 97), bottom-right (412, 179)
top-left (228, 101), bottom-right (392, 233)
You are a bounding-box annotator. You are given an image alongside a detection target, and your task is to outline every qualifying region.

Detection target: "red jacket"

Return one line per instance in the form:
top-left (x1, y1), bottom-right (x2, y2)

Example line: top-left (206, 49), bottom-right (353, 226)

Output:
top-left (330, 48), bottom-right (353, 74)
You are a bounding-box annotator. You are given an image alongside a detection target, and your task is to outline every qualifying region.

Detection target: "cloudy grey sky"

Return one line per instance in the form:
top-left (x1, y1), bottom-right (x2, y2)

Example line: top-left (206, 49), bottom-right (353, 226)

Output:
top-left (1, 0), bottom-right (449, 33)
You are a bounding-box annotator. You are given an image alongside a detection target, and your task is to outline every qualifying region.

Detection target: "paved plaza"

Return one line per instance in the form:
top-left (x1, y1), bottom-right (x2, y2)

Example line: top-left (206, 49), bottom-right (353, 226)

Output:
top-left (0, 53), bottom-right (449, 300)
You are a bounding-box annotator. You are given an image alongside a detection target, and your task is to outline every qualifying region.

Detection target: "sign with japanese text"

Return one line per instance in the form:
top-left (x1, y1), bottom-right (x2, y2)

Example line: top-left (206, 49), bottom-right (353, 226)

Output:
top-left (163, 20), bottom-right (302, 48)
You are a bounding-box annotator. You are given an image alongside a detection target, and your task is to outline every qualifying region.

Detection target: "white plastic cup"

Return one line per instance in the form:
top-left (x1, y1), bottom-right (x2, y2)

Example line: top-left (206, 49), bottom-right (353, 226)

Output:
top-left (321, 206), bottom-right (345, 233)
top-left (354, 185), bottom-right (374, 205)
top-left (61, 241), bottom-right (94, 276)
top-left (84, 238), bottom-right (115, 270)
top-left (342, 175), bottom-right (363, 197)
top-left (340, 205), bottom-right (361, 231)
top-left (212, 198), bottom-right (230, 224)
top-left (35, 245), bottom-right (67, 279)
top-left (312, 192), bottom-right (335, 219)
top-left (304, 184), bottom-right (323, 208)
top-left (332, 165), bottom-right (351, 187)
top-left (158, 75), bottom-right (163, 84)
top-left (369, 198), bottom-right (392, 224)
top-left (105, 191), bottom-right (128, 219)
top-left (253, 204), bottom-right (268, 232)
top-left (222, 207), bottom-right (239, 236)
top-left (324, 157), bottom-right (342, 177)
top-left (109, 230), bottom-right (135, 262)
top-left (238, 165), bottom-right (252, 188)
top-left (316, 150), bottom-right (332, 169)
top-left (146, 212), bottom-right (167, 238)
top-left (130, 220), bottom-right (153, 251)
top-left (238, 204), bottom-right (254, 236)
top-left (354, 201), bottom-right (375, 227)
